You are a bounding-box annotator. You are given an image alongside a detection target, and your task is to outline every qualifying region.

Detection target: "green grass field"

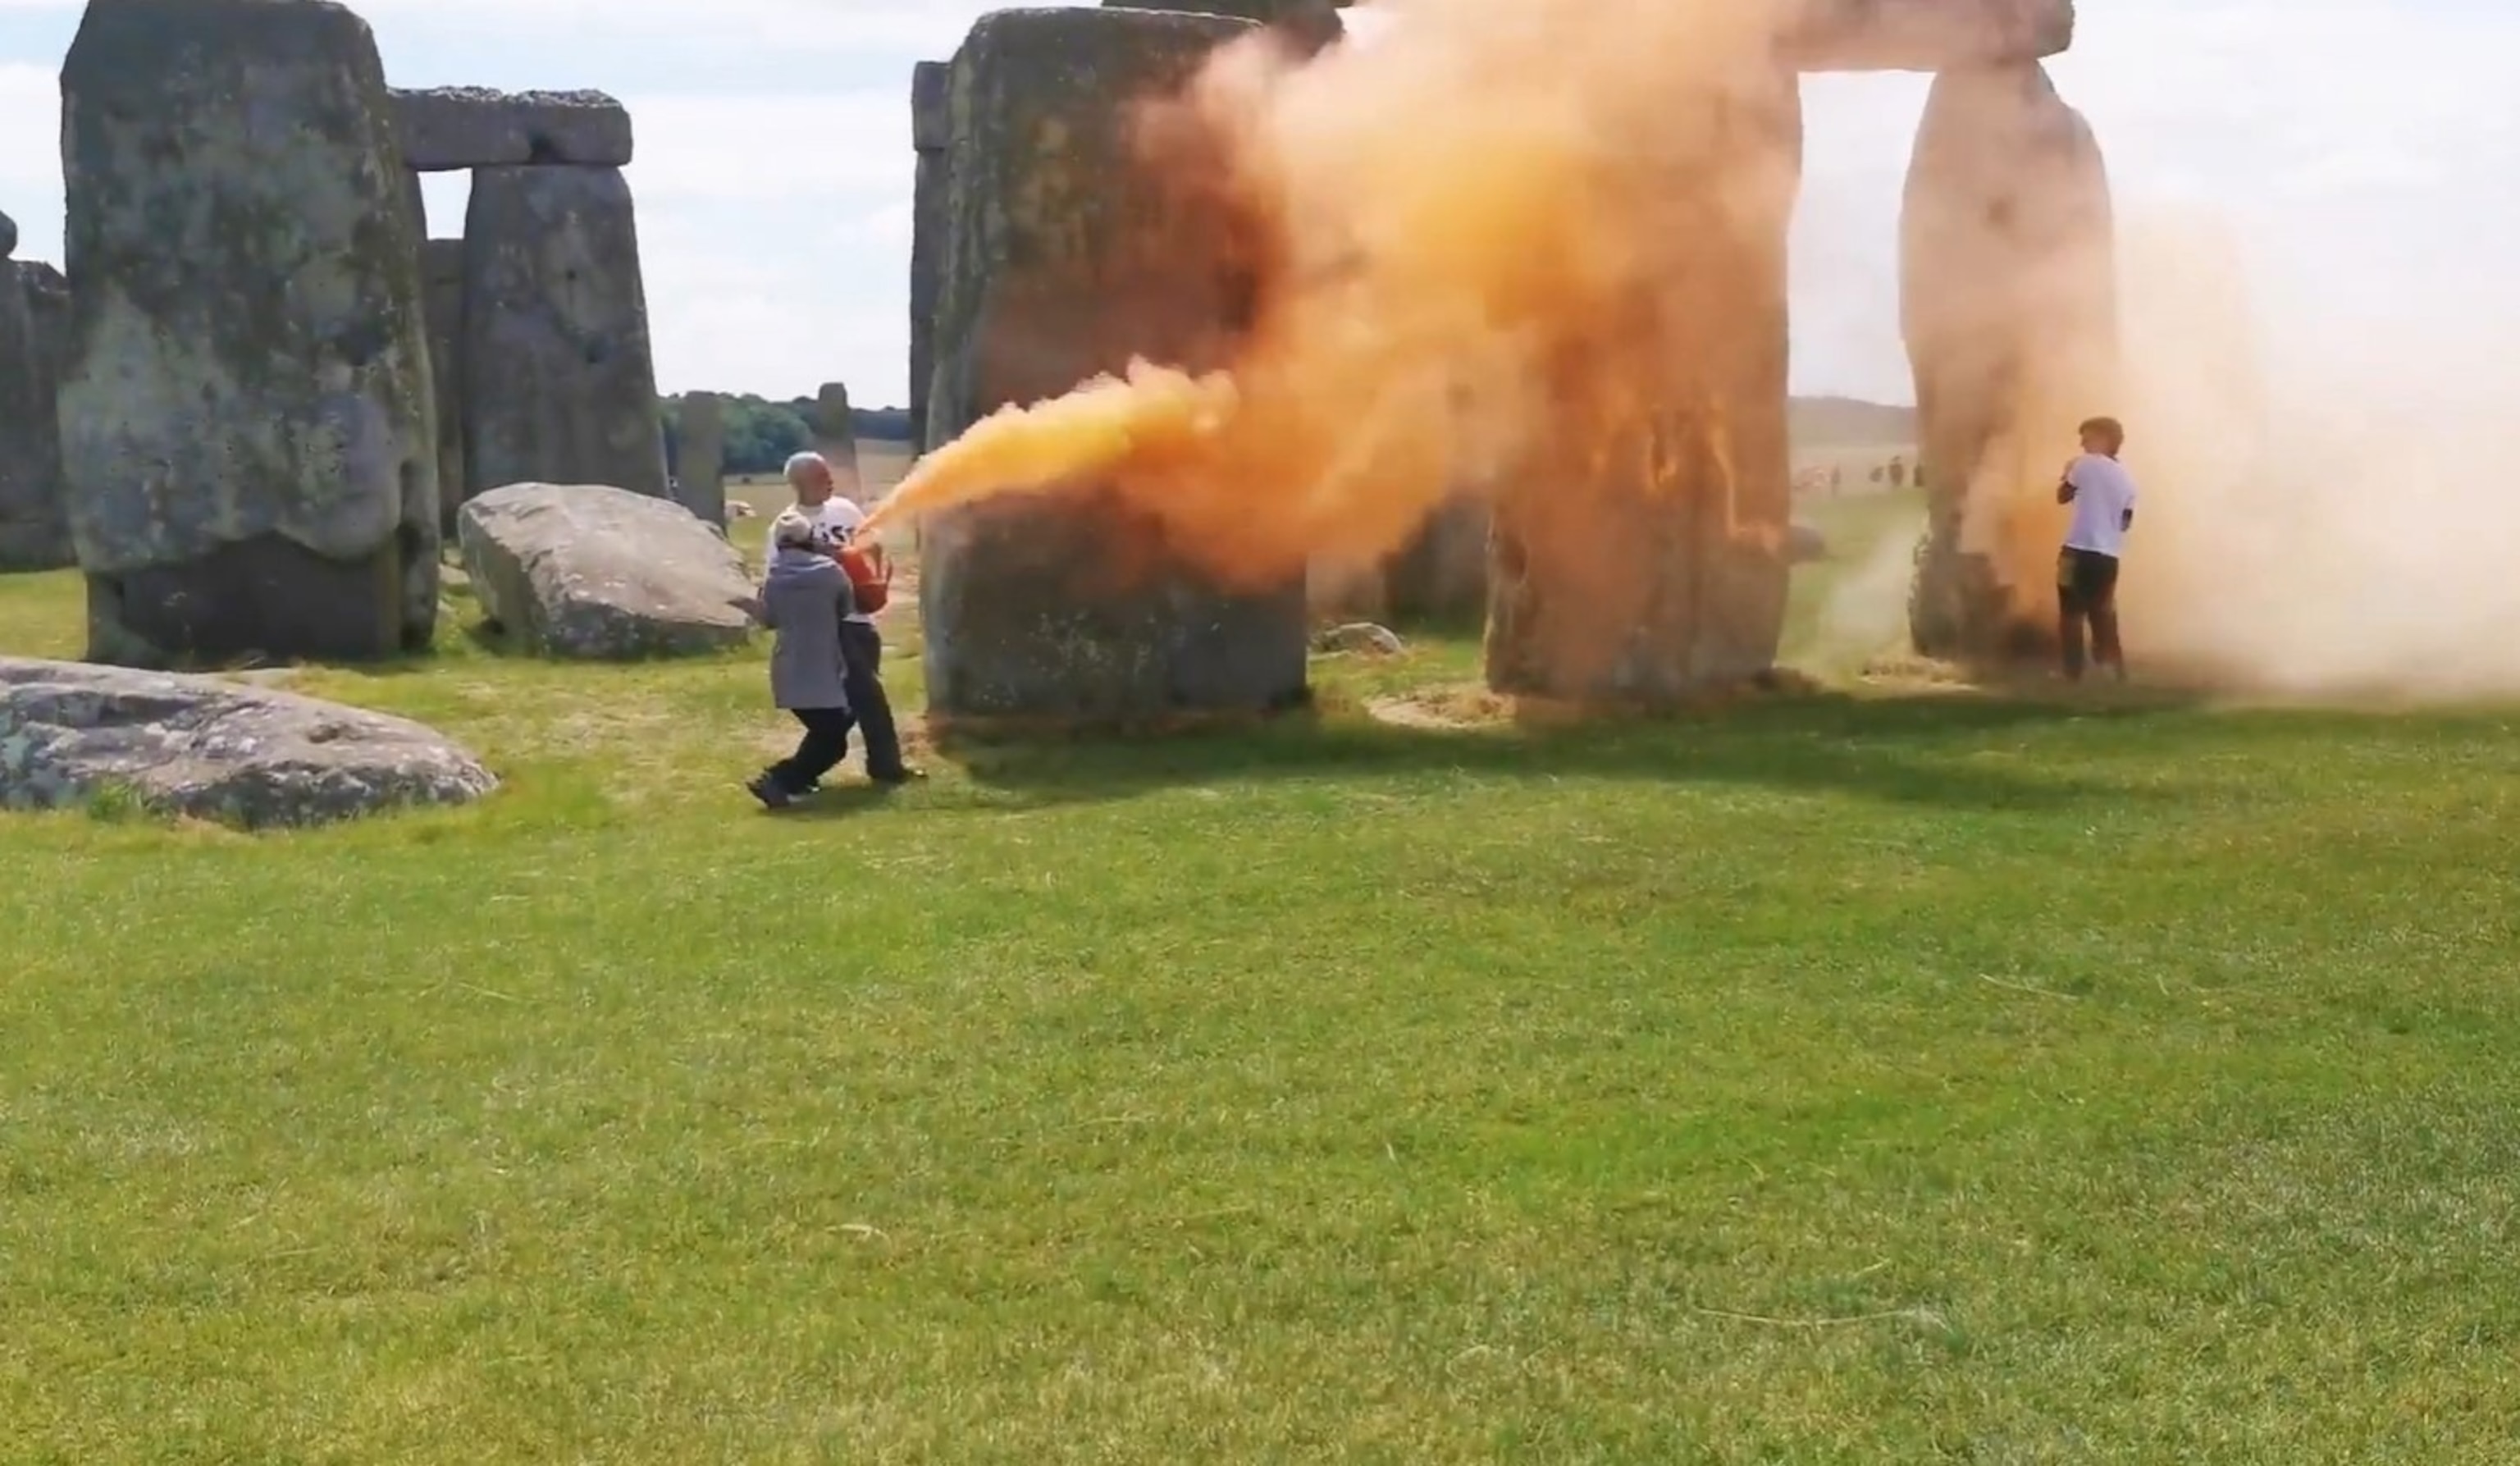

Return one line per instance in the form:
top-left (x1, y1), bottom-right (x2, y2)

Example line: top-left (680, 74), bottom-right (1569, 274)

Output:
top-left (6, 468), bottom-right (2520, 1461)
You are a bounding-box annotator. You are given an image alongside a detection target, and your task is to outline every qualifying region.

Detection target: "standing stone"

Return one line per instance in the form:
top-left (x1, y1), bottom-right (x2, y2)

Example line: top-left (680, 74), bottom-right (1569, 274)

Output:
top-left (1381, 495), bottom-right (1489, 623)
top-left (676, 391), bottom-right (726, 526)
top-left (420, 238), bottom-right (468, 535)
top-left (1483, 65), bottom-right (1802, 706)
top-left (0, 208), bottom-right (15, 259)
top-left (813, 381), bottom-right (857, 474)
top-left (19, 262), bottom-right (69, 370)
top-left (461, 165), bottom-right (668, 500)
top-left (910, 61), bottom-right (950, 454)
top-left (57, 0), bottom-right (440, 665)
top-left (2, 260), bottom-right (72, 573)
top-left (1901, 62), bottom-right (2116, 658)
top-left (924, 7), bottom-right (1308, 728)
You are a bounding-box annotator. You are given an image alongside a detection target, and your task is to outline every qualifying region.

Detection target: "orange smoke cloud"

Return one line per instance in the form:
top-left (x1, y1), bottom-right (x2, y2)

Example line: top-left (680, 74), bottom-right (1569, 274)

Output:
top-left (865, 0), bottom-right (1796, 590)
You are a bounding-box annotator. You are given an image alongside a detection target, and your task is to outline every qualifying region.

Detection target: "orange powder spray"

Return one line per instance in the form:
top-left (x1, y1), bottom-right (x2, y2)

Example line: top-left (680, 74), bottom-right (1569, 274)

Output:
top-left (861, 0), bottom-right (1794, 594)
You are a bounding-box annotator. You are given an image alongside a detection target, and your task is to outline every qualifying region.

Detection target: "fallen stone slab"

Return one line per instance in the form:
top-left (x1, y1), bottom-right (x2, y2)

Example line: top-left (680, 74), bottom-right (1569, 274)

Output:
top-left (0, 656), bottom-right (496, 829)
top-left (1313, 622), bottom-right (1405, 657)
top-left (392, 86), bottom-right (633, 171)
top-left (457, 482), bottom-right (753, 660)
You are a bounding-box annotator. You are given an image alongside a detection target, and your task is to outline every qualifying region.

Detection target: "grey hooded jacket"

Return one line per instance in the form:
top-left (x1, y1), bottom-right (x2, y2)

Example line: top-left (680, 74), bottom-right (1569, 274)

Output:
top-left (759, 550), bottom-right (851, 711)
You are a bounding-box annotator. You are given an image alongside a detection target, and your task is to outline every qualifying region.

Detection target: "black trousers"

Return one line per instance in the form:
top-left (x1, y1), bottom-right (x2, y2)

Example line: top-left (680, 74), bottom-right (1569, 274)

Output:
top-left (2057, 548), bottom-right (2124, 678)
top-left (838, 621), bottom-right (907, 779)
top-left (770, 706), bottom-right (856, 792)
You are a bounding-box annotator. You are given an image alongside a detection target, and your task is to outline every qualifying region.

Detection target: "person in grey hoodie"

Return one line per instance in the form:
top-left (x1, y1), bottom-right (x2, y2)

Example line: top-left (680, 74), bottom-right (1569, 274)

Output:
top-left (745, 509), bottom-right (854, 811)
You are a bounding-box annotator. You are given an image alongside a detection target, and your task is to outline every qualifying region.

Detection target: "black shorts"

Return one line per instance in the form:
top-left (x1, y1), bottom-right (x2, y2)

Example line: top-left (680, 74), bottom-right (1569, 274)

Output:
top-left (2057, 548), bottom-right (2121, 612)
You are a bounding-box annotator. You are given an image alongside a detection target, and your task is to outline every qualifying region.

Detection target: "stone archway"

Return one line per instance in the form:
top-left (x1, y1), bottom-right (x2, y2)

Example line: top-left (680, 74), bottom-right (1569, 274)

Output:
top-left (902, 0), bottom-right (2111, 724)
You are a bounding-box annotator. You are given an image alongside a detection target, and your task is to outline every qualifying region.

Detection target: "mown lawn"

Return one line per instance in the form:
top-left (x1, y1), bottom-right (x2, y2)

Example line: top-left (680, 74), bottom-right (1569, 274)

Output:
top-left (5, 484), bottom-right (2519, 1461)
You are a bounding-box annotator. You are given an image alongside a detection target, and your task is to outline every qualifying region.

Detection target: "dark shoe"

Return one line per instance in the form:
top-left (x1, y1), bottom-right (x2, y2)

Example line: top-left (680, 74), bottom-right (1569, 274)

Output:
top-left (746, 774), bottom-right (794, 811)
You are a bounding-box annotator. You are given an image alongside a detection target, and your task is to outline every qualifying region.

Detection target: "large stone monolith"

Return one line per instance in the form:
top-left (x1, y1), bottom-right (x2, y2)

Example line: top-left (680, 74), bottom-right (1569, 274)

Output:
top-left (57, 0), bottom-right (439, 664)
top-left (1382, 495), bottom-right (1489, 623)
top-left (1482, 65), bottom-right (1803, 706)
top-left (2, 258), bottom-right (72, 573)
top-left (910, 60), bottom-right (950, 454)
top-left (813, 381), bottom-right (857, 474)
top-left (1901, 62), bottom-right (2116, 659)
top-left (461, 165), bottom-right (668, 500)
top-left (675, 391), bottom-right (726, 526)
top-left (924, 7), bottom-right (1308, 728)
top-left (420, 238), bottom-right (467, 535)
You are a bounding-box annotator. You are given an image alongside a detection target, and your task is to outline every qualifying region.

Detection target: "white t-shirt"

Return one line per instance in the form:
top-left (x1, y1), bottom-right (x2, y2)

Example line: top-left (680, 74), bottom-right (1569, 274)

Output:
top-left (767, 496), bottom-right (874, 623)
top-left (2061, 453), bottom-right (2139, 559)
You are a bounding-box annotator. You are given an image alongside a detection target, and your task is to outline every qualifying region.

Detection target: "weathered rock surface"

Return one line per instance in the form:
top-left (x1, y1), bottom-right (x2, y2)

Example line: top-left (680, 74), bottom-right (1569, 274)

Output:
top-left (2, 262), bottom-right (71, 571)
top-left (674, 391), bottom-right (726, 526)
top-left (17, 261), bottom-right (67, 363)
top-left (1788, 523), bottom-right (1828, 564)
top-left (0, 656), bottom-right (495, 828)
top-left (1313, 622), bottom-right (1404, 656)
top-left (462, 166), bottom-right (668, 500)
top-left (1381, 496), bottom-right (1489, 622)
top-left (57, 0), bottom-right (440, 667)
top-left (0, 208), bottom-right (16, 258)
top-left (392, 86), bottom-right (632, 171)
top-left (910, 60), bottom-right (950, 454)
top-left (813, 381), bottom-right (858, 473)
top-left (457, 482), bottom-right (752, 660)
top-left (1901, 62), bottom-right (2116, 657)
top-left (420, 238), bottom-right (468, 534)
top-left (1486, 64), bottom-right (1801, 705)
top-left (1786, 0), bottom-right (2073, 71)
top-left (924, 7), bottom-right (1308, 727)
top-left (1100, 0), bottom-right (1345, 52)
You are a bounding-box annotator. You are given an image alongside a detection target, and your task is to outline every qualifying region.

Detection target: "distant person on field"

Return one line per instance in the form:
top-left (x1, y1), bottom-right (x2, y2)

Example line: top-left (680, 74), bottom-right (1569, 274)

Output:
top-left (746, 510), bottom-right (854, 811)
top-left (774, 451), bottom-right (920, 785)
top-left (2055, 415), bottom-right (2139, 682)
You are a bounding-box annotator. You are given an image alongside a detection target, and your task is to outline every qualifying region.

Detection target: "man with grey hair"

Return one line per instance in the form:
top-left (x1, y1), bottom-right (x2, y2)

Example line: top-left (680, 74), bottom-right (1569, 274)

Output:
top-left (772, 450), bottom-right (917, 784)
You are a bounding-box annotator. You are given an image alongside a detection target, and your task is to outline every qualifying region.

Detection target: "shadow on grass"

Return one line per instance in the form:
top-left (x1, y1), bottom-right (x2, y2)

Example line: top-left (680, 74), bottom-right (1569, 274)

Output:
top-left (947, 688), bottom-right (2202, 815)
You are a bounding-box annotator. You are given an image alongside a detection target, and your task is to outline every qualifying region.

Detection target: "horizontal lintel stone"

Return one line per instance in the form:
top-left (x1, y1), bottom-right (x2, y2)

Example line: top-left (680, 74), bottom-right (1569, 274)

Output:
top-left (392, 86), bottom-right (633, 171)
top-left (1783, 0), bottom-right (2072, 72)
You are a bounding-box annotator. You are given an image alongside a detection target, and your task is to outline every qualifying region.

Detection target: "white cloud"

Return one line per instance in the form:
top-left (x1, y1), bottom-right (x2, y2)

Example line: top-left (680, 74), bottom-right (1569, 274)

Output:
top-left (4, 0), bottom-right (2518, 408)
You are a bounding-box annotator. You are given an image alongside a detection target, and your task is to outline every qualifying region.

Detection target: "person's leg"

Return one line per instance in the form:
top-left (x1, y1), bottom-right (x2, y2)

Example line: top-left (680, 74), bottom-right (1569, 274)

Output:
top-left (2086, 553), bottom-right (2125, 678)
top-left (756, 708), bottom-right (851, 807)
top-left (838, 621), bottom-right (913, 781)
top-left (789, 706), bottom-right (856, 788)
top-left (2056, 550), bottom-right (2088, 681)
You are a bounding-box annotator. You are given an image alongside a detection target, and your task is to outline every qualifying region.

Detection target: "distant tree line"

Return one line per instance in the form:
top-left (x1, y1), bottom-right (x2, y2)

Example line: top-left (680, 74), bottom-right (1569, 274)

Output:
top-left (660, 394), bottom-right (912, 478)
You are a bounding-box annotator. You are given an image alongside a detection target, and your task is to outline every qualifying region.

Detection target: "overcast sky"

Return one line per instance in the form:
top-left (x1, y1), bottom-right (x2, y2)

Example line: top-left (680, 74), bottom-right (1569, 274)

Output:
top-left (2, 0), bottom-right (2513, 408)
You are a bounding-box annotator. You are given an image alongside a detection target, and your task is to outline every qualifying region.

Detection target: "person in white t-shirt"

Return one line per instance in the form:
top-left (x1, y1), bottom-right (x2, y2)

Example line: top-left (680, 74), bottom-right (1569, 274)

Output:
top-left (2054, 415), bottom-right (2139, 682)
top-left (769, 451), bottom-right (920, 785)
